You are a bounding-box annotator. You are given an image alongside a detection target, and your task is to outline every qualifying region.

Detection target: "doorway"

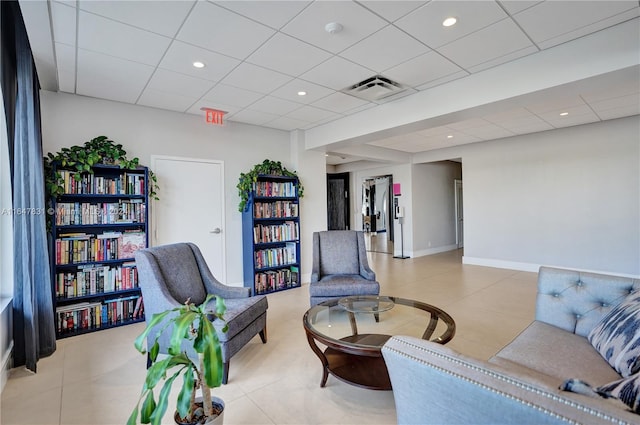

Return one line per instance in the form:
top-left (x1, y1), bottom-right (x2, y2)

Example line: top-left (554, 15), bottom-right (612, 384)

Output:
top-left (151, 156), bottom-right (226, 282)
top-left (327, 173), bottom-right (350, 230)
top-left (362, 175), bottom-right (394, 254)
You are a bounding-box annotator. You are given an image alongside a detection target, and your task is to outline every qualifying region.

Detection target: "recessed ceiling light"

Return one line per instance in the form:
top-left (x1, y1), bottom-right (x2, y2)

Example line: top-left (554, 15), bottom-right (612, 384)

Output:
top-left (193, 61), bottom-right (205, 68)
top-left (442, 17), bottom-right (457, 27)
top-left (297, 91), bottom-right (307, 96)
top-left (560, 112), bottom-right (569, 116)
top-left (447, 135), bottom-right (454, 139)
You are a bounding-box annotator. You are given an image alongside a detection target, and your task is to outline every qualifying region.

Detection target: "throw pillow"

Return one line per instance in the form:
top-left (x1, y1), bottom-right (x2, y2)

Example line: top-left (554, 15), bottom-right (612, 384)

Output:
top-left (588, 291), bottom-right (640, 377)
top-left (561, 374), bottom-right (640, 414)
top-left (597, 373), bottom-right (640, 414)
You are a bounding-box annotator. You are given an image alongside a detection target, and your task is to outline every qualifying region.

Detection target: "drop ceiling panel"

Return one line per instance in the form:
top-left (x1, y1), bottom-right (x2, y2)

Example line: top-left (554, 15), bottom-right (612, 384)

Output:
top-left (158, 41), bottom-right (240, 82)
top-left (416, 69), bottom-right (469, 91)
top-left (264, 116), bottom-right (312, 131)
top-left (513, 1), bottom-right (639, 46)
top-left (590, 93), bottom-right (640, 112)
top-left (145, 68), bottom-right (215, 99)
top-left (76, 49), bottom-right (154, 103)
top-left (270, 78), bottom-right (334, 104)
top-left (437, 18), bottom-right (535, 70)
top-left (358, 1), bottom-right (427, 22)
top-left (78, 11), bottom-right (171, 66)
top-left (395, 1), bottom-right (508, 49)
top-left (300, 56), bottom-right (374, 90)
top-left (281, 1), bottom-right (387, 54)
top-left (595, 104), bottom-right (640, 120)
top-left (221, 62), bottom-right (292, 94)
top-left (247, 96), bottom-right (302, 115)
top-left (525, 96), bottom-right (586, 114)
top-left (176, 1), bottom-right (275, 60)
top-left (137, 89), bottom-right (198, 113)
top-left (51, 2), bottom-right (75, 45)
top-left (340, 25), bottom-right (430, 72)
top-left (203, 83), bottom-right (264, 108)
top-left (311, 92), bottom-right (370, 113)
top-left (230, 109), bottom-right (281, 126)
top-left (246, 33), bottom-right (332, 77)
top-left (383, 50), bottom-right (465, 88)
top-left (287, 105), bottom-right (340, 123)
top-left (467, 45), bottom-right (538, 73)
top-left (78, 0), bottom-right (194, 37)
top-left (498, 1), bottom-right (542, 15)
top-left (537, 104), bottom-right (600, 125)
top-left (55, 42), bottom-right (75, 93)
top-left (509, 121), bottom-right (554, 135)
top-left (213, 1), bottom-right (311, 30)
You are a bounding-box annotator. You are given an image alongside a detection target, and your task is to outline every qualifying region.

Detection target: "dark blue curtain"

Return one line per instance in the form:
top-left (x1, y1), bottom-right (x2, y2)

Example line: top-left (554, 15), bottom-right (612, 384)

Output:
top-left (1, 0), bottom-right (56, 372)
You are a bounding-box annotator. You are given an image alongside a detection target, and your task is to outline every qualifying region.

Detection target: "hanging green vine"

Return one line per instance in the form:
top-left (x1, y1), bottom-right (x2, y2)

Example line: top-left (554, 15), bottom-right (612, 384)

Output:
top-left (237, 159), bottom-right (304, 212)
top-left (43, 135), bottom-right (159, 200)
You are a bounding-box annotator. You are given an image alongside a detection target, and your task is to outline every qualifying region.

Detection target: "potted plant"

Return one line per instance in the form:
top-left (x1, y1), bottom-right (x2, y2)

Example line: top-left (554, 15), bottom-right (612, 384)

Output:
top-left (128, 295), bottom-right (227, 425)
top-left (236, 159), bottom-right (304, 212)
top-left (43, 135), bottom-right (159, 200)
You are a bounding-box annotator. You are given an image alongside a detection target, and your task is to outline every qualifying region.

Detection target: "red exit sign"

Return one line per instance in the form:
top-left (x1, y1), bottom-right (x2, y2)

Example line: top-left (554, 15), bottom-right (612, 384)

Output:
top-left (201, 108), bottom-right (226, 125)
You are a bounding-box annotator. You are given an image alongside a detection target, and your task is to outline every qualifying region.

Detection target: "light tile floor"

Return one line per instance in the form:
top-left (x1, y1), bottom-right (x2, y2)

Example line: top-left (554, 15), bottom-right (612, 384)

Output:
top-left (1, 249), bottom-right (538, 424)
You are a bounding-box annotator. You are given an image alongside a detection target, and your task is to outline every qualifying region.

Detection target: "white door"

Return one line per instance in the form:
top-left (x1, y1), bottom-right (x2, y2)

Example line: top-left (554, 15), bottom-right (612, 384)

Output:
top-left (151, 156), bottom-right (226, 282)
top-left (454, 179), bottom-right (464, 249)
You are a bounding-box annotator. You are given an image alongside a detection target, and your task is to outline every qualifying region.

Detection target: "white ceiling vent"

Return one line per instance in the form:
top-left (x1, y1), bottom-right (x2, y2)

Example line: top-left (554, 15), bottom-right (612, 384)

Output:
top-left (342, 75), bottom-right (407, 102)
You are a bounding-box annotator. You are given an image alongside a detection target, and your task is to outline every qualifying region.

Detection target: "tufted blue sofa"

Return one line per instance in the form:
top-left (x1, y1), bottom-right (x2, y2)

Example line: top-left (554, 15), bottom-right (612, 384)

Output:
top-left (382, 266), bottom-right (640, 424)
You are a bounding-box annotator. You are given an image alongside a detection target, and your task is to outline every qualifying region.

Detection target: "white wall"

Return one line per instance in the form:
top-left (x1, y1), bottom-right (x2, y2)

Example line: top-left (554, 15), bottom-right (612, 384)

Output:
top-left (39, 91), bottom-right (326, 285)
top-left (411, 161), bottom-right (462, 256)
top-left (461, 117), bottom-right (639, 276)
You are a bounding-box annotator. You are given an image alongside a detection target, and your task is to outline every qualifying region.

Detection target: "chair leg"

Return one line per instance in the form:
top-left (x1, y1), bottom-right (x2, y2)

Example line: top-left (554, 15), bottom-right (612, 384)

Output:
top-left (259, 327), bottom-right (267, 343)
top-left (222, 361), bottom-right (230, 385)
top-left (374, 312), bottom-right (380, 322)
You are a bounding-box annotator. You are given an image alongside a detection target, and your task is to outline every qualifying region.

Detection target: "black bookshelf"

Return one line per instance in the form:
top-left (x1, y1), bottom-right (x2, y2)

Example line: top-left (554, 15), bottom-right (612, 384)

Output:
top-left (49, 163), bottom-right (149, 338)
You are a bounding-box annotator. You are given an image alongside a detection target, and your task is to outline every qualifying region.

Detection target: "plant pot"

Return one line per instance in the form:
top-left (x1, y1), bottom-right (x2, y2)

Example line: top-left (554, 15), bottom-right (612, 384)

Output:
top-left (174, 397), bottom-right (225, 425)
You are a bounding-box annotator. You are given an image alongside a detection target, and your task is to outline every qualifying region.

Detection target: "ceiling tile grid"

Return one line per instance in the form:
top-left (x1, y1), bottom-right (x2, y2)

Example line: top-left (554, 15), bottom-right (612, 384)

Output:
top-left (41, 0), bottom-right (639, 161)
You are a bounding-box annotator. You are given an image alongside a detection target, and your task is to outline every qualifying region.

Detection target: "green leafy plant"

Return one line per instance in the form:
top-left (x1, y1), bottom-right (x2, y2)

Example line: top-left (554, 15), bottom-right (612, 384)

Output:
top-left (129, 295), bottom-right (227, 425)
top-left (237, 159), bottom-right (304, 212)
top-left (43, 135), bottom-right (158, 200)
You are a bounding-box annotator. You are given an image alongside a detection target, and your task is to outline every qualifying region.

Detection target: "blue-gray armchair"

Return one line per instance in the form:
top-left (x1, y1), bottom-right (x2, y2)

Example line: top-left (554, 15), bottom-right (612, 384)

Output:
top-left (310, 230), bottom-right (380, 307)
top-left (134, 242), bottom-right (268, 384)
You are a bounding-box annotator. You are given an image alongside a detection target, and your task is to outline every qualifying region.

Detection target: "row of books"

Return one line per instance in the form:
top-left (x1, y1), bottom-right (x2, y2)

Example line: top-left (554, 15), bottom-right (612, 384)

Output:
top-left (55, 231), bottom-right (146, 265)
top-left (59, 170), bottom-right (145, 195)
top-left (55, 200), bottom-right (145, 225)
top-left (252, 222), bottom-right (299, 244)
top-left (56, 295), bottom-right (144, 334)
top-left (254, 266), bottom-right (298, 294)
top-left (253, 181), bottom-right (296, 198)
top-left (253, 201), bottom-right (298, 219)
top-left (55, 262), bottom-right (138, 299)
top-left (254, 242), bottom-right (297, 269)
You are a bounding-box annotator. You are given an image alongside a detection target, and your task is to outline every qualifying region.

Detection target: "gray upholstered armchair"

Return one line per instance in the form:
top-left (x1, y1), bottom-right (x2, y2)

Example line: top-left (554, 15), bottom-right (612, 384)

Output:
top-left (310, 230), bottom-right (380, 306)
top-left (134, 242), bottom-right (268, 384)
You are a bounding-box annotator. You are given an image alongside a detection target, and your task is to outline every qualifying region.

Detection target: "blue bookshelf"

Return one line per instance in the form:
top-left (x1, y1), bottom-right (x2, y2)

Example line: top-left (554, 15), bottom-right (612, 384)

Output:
top-left (49, 163), bottom-right (149, 338)
top-left (242, 174), bottom-right (301, 295)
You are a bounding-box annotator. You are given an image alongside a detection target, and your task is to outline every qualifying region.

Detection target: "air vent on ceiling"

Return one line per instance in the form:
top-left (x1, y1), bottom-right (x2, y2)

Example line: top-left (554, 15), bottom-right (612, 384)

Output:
top-left (341, 75), bottom-right (406, 102)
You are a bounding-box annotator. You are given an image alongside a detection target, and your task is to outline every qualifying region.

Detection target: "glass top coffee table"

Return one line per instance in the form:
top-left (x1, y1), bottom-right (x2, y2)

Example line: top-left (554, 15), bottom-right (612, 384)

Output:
top-left (303, 295), bottom-right (455, 390)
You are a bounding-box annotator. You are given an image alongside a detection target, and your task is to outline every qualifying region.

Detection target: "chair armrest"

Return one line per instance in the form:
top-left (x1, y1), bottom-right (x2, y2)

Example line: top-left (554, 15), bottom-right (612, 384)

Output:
top-left (381, 336), bottom-right (631, 425)
top-left (536, 267), bottom-right (640, 337)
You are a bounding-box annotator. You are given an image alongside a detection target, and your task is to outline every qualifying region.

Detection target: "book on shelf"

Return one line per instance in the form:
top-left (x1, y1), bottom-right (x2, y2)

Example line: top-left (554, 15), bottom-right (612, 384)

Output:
top-left (120, 231), bottom-right (146, 259)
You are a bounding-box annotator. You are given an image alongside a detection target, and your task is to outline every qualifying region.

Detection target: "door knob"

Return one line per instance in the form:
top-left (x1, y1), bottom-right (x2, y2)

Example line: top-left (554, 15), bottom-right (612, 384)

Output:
top-left (210, 228), bottom-right (222, 234)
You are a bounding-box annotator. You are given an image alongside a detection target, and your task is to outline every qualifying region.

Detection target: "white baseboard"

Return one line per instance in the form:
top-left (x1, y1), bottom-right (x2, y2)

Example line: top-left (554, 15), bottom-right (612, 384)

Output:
top-left (462, 256), bottom-right (640, 278)
top-left (411, 244), bottom-right (459, 258)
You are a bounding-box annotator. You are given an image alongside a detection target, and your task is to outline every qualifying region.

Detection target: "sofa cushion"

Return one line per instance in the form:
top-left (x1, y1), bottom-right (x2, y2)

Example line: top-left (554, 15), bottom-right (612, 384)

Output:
top-left (588, 291), bottom-right (640, 378)
top-left (491, 321), bottom-right (621, 386)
